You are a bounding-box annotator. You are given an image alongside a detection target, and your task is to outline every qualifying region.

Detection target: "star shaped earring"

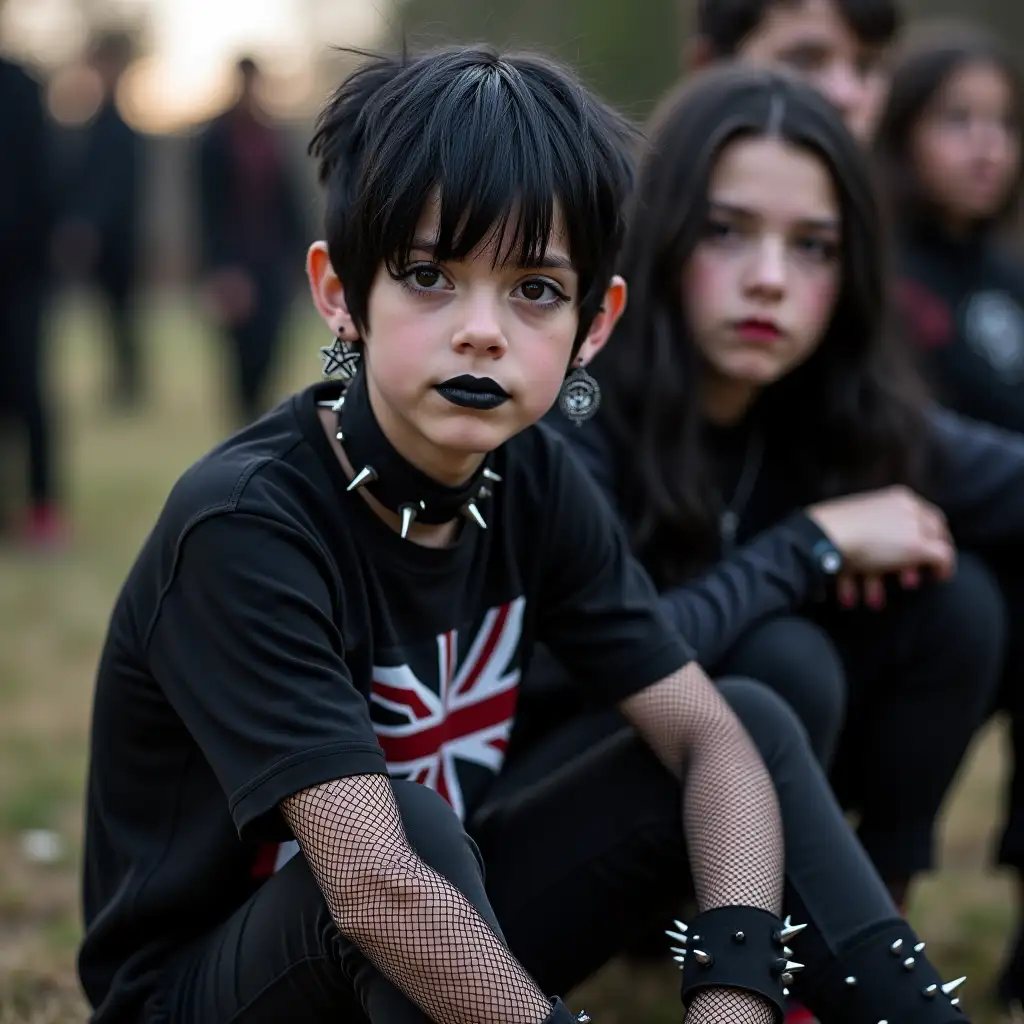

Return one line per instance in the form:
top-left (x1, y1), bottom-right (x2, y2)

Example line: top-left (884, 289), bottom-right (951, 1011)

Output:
top-left (319, 334), bottom-right (361, 381)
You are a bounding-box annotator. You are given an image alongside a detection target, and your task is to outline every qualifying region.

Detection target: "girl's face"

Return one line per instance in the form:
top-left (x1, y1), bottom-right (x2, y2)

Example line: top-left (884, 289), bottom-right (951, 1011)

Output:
top-left (684, 135), bottom-right (842, 417)
top-left (910, 60), bottom-right (1021, 227)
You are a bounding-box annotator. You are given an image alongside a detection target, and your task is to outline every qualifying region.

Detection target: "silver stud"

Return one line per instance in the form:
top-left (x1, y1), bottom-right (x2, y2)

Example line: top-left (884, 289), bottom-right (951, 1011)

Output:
top-left (890, 939), bottom-right (904, 955)
top-left (734, 932), bottom-right (745, 943)
top-left (951, 998), bottom-right (959, 1007)
top-left (914, 942), bottom-right (926, 953)
top-left (903, 957), bottom-right (915, 971)
top-left (878, 1020), bottom-right (888, 1023)
top-left (399, 504), bottom-right (418, 539)
top-left (783, 946), bottom-right (793, 957)
top-left (691, 935), bottom-right (700, 943)
top-left (665, 921), bottom-right (688, 944)
top-left (576, 1014), bottom-right (591, 1023)
top-left (347, 466), bottom-right (378, 491)
top-left (779, 917), bottom-right (808, 943)
top-left (482, 468), bottom-right (502, 482)
top-left (941, 977), bottom-right (966, 996)
top-left (335, 429), bottom-right (345, 441)
top-left (845, 976), bottom-right (857, 987)
top-left (781, 972), bottom-right (794, 986)
top-left (461, 501), bottom-right (487, 529)
top-left (923, 984), bottom-right (938, 998)
top-left (693, 950), bottom-right (713, 966)
top-left (783, 988), bottom-right (790, 997)
top-left (478, 485), bottom-right (492, 499)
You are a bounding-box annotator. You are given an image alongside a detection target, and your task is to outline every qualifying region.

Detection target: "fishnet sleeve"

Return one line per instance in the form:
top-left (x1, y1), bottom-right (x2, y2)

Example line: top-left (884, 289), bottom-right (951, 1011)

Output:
top-left (619, 662), bottom-right (784, 1024)
top-left (281, 773), bottom-right (553, 1024)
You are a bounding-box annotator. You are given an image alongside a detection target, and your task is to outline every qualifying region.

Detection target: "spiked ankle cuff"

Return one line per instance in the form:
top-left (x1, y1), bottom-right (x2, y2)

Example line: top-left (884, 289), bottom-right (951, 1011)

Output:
top-left (543, 998), bottom-right (592, 1023)
top-left (797, 920), bottom-right (966, 1022)
top-left (669, 906), bottom-right (801, 1023)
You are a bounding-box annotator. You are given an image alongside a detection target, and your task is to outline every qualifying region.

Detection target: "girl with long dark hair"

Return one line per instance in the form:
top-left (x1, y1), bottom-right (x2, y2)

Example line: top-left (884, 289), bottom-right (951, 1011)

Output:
top-left (523, 59), bottom-right (1021, 942)
top-left (876, 25), bottom-right (1024, 1006)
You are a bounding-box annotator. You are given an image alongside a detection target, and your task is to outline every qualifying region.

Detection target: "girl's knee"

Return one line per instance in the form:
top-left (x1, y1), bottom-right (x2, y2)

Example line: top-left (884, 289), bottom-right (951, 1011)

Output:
top-left (717, 675), bottom-right (815, 770)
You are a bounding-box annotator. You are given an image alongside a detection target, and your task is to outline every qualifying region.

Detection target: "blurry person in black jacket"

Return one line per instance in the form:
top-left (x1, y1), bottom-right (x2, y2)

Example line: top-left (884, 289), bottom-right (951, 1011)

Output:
top-left (54, 30), bottom-right (144, 412)
top-left (196, 56), bottom-right (307, 425)
top-left (0, 51), bottom-right (63, 547)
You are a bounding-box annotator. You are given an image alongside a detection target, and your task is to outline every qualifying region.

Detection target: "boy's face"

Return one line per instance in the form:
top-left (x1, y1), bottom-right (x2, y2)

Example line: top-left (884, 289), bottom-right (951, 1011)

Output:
top-left (737, 0), bottom-right (891, 141)
top-left (308, 200), bottom-right (625, 480)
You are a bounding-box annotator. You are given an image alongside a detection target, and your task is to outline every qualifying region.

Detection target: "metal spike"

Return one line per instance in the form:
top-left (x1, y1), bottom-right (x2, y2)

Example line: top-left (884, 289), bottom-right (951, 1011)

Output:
top-left (779, 918), bottom-right (808, 943)
top-left (781, 973), bottom-right (793, 986)
top-left (331, 394), bottom-right (346, 413)
top-left (950, 998), bottom-right (959, 1007)
top-left (400, 504), bottom-right (417, 539)
top-left (335, 430), bottom-right (344, 442)
top-left (576, 1014), bottom-right (591, 1023)
top-left (784, 961), bottom-right (805, 974)
top-left (482, 468), bottom-right (502, 482)
top-left (347, 466), bottom-right (378, 491)
top-left (878, 1020), bottom-right (888, 1023)
top-left (890, 939), bottom-right (904, 955)
top-left (665, 922), bottom-right (688, 944)
top-left (941, 977), bottom-right (966, 996)
top-left (461, 501), bottom-right (487, 529)
top-left (670, 945), bottom-right (687, 956)
top-left (693, 950), bottom-right (713, 967)
top-left (733, 931), bottom-right (745, 943)
top-left (903, 958), bottom-right (916, 971)
top-left (477, 485), bottom-right (492, 499)
top-left (914, 942), bottom-right (926, 953)
top-left (783, 946), bottom-right (793, 957)
top-left (845, 976), bottom-right (857, 987)
top-left (923, 984), bottom-right (938, 998)
top-left (782, 989), bottom-right (789, 997)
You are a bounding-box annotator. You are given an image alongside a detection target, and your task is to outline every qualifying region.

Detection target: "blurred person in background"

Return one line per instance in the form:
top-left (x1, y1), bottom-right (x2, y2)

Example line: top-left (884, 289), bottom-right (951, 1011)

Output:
top-left (689, 0), bottom-right (902, 143)
top-left (196, 55), bottom-right (308, 426)
top-left (875, 26), bottom-right (1024, 1009)
top-left (0, 43), bottom-right (64, 547)
top-left (53, 30), bottom-right (145, 413)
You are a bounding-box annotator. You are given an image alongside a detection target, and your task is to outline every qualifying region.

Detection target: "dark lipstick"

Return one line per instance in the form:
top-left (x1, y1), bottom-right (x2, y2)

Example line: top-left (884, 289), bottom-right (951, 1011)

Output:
top-left (435, 374), bottom-right (511, 410)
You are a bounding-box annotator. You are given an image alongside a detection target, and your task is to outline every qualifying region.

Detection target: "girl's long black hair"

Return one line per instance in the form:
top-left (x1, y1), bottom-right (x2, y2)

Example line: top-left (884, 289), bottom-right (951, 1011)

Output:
top-left (593, 64), bottom-right (932, 586)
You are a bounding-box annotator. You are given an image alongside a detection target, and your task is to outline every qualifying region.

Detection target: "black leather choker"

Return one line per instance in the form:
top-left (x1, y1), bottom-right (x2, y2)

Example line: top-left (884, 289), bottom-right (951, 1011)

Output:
top-left (319, 368), bottom-right (499, 538)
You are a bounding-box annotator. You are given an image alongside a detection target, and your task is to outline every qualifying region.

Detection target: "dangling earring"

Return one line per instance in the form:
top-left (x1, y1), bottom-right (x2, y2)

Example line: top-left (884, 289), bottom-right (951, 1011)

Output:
top-left (319, 329), bottom-right (361, 382)
top-left (558, 361), bottom-right (601, 425)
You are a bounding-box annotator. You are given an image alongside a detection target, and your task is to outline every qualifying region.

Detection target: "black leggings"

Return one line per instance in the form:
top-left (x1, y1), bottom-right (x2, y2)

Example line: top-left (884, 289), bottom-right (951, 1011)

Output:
top-left (153, 679), bottom-right (958, 1024)
top-left (717, 552), bottom-right (1004, 883)
top-left (0, 282), bottom-right (55, 506)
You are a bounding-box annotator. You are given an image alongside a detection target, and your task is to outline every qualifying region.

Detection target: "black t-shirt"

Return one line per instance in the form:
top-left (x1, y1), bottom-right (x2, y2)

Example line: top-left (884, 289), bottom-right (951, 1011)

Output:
top-left (79, 381), bottom-right (691, 1022)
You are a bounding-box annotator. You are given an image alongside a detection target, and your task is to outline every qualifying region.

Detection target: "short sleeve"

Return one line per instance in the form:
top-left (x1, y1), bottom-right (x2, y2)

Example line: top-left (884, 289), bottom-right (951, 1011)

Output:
top-left (537, 437), bottom-right (693, 704)
top-left (146, 512), bottom-right (387, 840)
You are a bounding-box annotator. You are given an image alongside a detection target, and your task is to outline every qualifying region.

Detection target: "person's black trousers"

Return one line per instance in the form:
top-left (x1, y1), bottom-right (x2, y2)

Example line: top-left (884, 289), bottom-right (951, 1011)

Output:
top-left (0, 280), bottom-right (57, 508)
top-left (149, 679), bottom-right (963, 1023)
top-left (717, 552), bottom-right (1004, 885)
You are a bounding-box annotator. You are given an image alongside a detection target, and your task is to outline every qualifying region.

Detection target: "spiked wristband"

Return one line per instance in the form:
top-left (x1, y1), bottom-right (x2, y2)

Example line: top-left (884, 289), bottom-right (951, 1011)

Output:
top-left (543, 998), bottom-right (592, 1023)
top-left (669, 906), bottom-right (804, 1022)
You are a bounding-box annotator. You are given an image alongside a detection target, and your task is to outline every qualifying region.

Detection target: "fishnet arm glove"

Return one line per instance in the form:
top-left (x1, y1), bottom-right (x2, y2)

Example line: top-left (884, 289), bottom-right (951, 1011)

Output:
top-left (619, 662), bottom-right (784, 1024)
top-left (281, 774), bottom-right (552, 1024)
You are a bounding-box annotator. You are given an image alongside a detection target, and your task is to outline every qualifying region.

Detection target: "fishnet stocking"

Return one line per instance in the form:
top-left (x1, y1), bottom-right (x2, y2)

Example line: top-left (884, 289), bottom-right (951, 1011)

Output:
top-left (282, 774), bottom-right (552, 1024)
top-left (620, 662), bottom-right (784, 1024)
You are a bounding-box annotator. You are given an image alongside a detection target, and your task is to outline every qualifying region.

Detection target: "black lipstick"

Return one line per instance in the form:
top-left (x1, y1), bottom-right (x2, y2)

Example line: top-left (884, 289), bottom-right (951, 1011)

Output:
top-left (435, 374), bottom-right (511, 410)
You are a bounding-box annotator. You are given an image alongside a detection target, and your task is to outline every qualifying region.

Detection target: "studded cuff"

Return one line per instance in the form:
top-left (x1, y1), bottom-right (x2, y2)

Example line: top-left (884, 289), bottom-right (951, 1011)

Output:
top-left (797, 920), bottom-right (966, 1022)
top-left (669, 906), bottom-right (801, 1023)
top-left (543, 998), bottom-right (593, 1023)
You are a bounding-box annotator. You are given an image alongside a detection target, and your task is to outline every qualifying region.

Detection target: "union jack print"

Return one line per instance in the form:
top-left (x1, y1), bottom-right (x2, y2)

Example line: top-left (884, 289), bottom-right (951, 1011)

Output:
top-left (370, 596), bottom-right (526, 821)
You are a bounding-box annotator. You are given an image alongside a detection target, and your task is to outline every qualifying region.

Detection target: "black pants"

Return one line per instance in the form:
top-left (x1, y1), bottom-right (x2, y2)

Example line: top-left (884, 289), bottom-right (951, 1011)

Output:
top-left (0, 281), bottom-right (55, 506)
top-left (153, 679), bottom-right (926, 1023)
top-left (96, 255), bottom-right (141, 408)
top-left (224, 267), bottom-right (289, 425)
top-left (716, 552), bottom-right (1004, 884)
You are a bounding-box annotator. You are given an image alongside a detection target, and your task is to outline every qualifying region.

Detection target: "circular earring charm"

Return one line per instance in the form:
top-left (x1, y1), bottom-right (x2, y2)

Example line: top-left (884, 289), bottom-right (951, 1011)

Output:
top-left (558, 364), bottom-right (602, 425)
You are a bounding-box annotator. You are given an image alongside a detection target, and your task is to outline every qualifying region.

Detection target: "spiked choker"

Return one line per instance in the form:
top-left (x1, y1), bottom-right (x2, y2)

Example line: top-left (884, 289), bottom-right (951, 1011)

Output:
top-left (319, 369), bottom-right (499, 539)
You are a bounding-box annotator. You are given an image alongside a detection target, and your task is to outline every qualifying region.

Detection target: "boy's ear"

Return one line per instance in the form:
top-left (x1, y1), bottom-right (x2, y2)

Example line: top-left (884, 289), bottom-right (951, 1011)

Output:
top-left (575, 275), bottom-right (627, 367)
top-left (307, 241), bottom-right (357, 338)
top-left (687, 36), bottom-right (716, 72)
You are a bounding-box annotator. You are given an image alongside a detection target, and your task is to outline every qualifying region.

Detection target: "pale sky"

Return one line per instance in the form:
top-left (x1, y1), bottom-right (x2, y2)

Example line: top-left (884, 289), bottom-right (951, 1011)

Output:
top-left (2, 0), bottom-right (392, 130)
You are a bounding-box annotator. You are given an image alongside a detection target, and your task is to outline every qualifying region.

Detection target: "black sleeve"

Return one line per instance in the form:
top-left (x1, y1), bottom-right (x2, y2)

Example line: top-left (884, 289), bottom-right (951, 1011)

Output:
top-left (545, 416), bottom-right (837, 667)
top-left (929, 406), bottom-right (1024, 547)
top-left (536, 436), bottom-right (692, 705)
top-left (146, 512), bottom-right (387, 840)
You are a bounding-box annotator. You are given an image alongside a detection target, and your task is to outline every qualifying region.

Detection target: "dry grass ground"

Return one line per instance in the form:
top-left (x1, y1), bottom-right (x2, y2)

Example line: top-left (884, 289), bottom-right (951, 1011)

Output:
top-left (0, 291), bottom-right (1017, 1022)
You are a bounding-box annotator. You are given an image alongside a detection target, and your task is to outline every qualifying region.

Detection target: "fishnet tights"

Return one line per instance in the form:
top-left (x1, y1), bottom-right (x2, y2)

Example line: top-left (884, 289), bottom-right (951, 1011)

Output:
top-left (620, 662), bottom-right (784, 1024)
top-left (282, 774), bottom-right (552, 1024)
